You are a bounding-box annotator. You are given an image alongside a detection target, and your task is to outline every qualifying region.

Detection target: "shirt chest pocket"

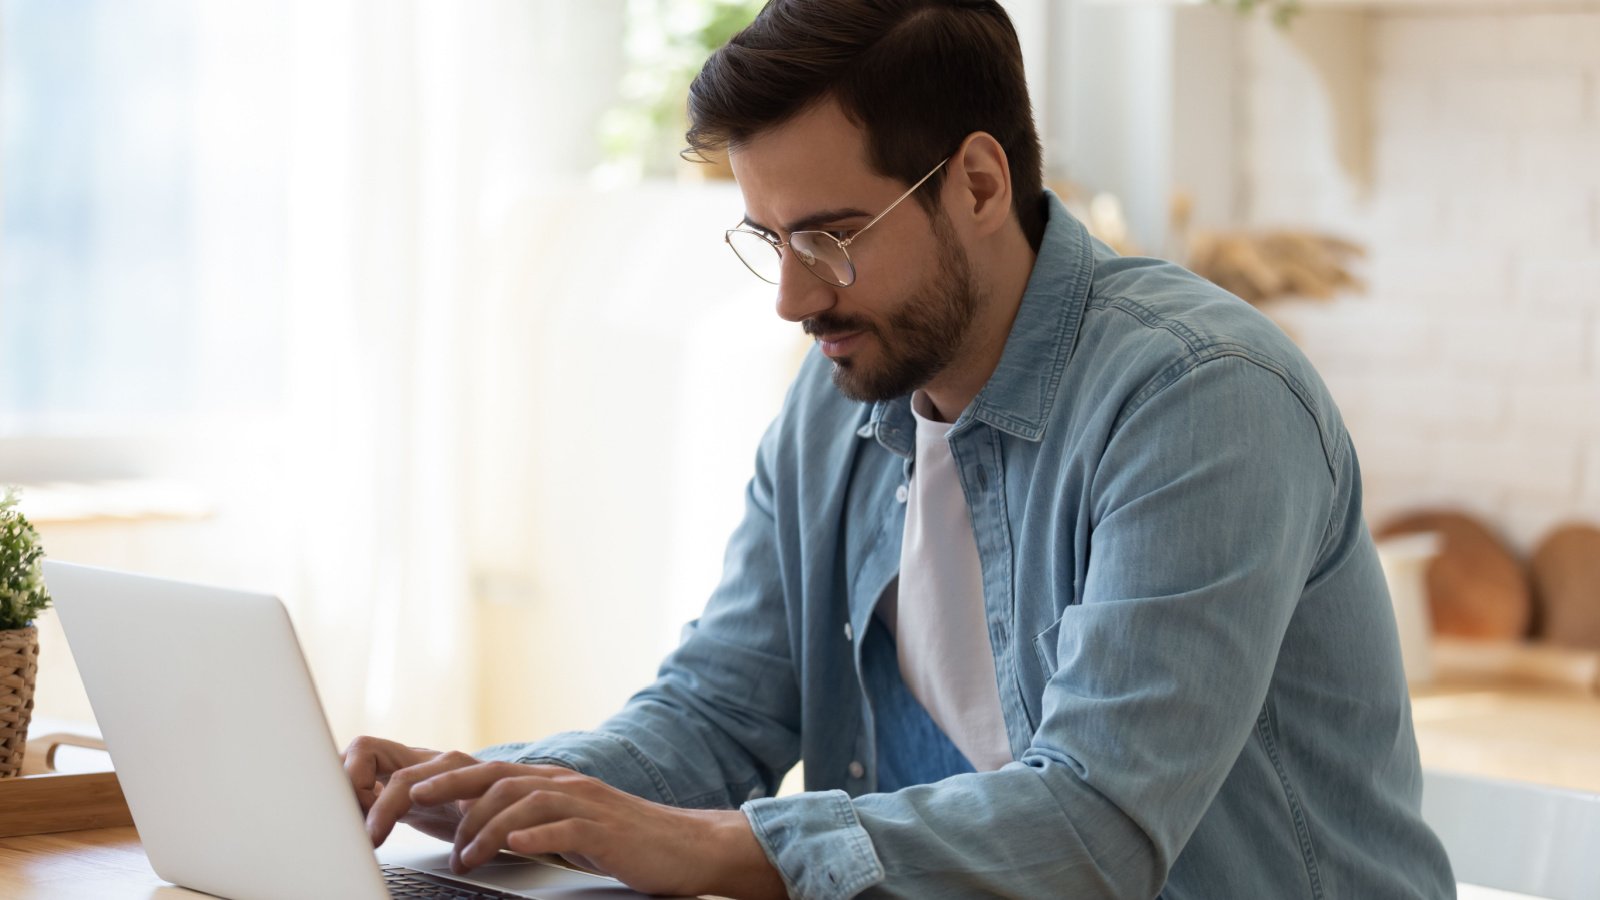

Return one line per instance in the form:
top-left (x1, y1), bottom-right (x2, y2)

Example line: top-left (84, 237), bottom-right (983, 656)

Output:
top-left (1032, 616), bottom-right (1064, 675)
top-left (1013, 552), bottom-right (1081, 728)
top-left (1016, 614), bottom-right (1065, 730)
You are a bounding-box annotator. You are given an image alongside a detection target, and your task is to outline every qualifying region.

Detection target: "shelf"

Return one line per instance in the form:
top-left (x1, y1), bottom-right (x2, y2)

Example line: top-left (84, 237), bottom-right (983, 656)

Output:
top-left (15, 479), bottom-right (213, 527)
top-left (1101, 0), bottom-right (1600, 8)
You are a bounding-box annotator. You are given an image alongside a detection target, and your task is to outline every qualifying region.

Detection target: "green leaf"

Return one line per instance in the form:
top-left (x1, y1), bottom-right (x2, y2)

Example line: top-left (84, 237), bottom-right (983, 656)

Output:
top-left (0, 486), bottom-right (52, 631)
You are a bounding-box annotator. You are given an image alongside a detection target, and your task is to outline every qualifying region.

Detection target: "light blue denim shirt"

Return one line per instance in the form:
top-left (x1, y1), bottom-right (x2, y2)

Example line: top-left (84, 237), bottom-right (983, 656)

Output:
top-left (483, 192), bottom-right (1455, 899)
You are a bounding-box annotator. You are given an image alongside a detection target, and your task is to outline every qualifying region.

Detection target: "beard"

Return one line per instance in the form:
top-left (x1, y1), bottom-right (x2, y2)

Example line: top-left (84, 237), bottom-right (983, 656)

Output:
top-left (803, 213), bottom-right (982, 404)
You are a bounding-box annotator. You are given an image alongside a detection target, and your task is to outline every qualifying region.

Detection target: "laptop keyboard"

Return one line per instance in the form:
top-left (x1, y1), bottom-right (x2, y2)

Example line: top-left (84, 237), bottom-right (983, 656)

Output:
top-left (381, 863), bottom-right (529, 899)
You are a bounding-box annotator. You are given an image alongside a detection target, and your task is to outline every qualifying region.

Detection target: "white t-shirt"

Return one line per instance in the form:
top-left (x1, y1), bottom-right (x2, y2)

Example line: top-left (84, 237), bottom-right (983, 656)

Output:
top-left (879, 391), bottom-right (1013, 772)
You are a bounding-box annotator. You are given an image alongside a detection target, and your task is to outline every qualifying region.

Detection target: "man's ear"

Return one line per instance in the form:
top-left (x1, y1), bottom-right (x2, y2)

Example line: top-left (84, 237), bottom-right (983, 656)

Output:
top-left (948, 131), bottom-right (1012, 238)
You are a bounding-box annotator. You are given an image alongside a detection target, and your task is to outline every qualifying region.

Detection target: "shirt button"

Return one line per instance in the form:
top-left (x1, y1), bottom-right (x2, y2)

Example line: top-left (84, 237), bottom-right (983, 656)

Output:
top-left (843, 622), bottom-right (854, 642)
top-left (894, 484), bottom-right (909, 503)
top-left (848, 761), bottom-right (865, 779)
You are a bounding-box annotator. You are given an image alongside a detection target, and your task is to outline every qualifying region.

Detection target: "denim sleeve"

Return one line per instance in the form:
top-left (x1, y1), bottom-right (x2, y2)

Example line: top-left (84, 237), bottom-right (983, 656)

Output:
top-left (478, 418), bottom-right (803, 811)
top-left (746, 355), bottom-right (1339, 898)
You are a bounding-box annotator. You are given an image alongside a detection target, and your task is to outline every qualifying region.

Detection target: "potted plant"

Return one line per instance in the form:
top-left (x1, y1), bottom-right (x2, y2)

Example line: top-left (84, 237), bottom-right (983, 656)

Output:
top-left (0, 487), bottom-right (50, 778)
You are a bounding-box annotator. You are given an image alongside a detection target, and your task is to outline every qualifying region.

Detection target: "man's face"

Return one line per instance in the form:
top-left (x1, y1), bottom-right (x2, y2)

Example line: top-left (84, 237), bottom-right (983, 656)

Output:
top-left (728, 101), bottom-right (983, 404)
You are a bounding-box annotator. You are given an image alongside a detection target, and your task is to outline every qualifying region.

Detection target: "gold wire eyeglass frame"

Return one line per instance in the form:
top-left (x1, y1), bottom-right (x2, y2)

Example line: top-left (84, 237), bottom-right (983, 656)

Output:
top-left (724, 155), bottom-right (951, 288)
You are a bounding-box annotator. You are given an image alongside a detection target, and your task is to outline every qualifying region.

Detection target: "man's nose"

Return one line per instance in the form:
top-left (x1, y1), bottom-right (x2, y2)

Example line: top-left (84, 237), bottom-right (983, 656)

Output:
top-left (773, 256), bottom-right (837, 323)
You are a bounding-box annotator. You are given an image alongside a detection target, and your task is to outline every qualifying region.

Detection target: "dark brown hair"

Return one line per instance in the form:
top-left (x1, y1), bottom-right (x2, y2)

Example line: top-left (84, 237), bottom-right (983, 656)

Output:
top-left (686, 0), bottom-right (1046, 251)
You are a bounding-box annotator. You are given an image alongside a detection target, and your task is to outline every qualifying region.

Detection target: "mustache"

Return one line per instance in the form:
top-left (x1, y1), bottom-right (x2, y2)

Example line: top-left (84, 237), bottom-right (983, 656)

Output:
top-left (803, 314), bottom-right (874, 338)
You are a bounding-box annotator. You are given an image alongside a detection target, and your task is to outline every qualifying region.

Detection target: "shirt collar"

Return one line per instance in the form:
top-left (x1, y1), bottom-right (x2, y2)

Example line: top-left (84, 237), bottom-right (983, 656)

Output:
top-left (866, 189), bottom-right (1094, 456)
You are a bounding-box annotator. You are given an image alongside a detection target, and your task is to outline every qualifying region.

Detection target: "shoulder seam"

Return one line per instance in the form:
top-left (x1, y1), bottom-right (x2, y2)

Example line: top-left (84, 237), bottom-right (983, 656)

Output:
top-left (1113, 351), bottom-right (1343, 486)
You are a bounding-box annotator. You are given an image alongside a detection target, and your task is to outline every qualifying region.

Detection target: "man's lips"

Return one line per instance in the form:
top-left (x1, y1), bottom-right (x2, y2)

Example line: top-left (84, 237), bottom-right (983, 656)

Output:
top-left (815, 331), bottom-right (864, 357)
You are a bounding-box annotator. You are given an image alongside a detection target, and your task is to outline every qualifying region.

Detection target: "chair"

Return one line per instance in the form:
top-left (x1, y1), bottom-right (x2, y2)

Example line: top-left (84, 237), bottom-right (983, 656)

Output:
top-left (1423, 769), bottom-right (1600, 900)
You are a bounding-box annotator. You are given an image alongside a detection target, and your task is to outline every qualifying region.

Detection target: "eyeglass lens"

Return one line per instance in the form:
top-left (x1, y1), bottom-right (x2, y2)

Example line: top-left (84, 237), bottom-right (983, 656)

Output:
top-left (791, 232), bottom-right (854, 286)
top-left (726, 230), bottom-right (855, 287)
top-left (726, 230), bottom-right (783, 284)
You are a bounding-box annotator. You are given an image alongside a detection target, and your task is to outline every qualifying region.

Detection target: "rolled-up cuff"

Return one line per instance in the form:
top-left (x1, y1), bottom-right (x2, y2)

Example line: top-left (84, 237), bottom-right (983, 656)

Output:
top-left (743, 790), bottom-right (885, 900)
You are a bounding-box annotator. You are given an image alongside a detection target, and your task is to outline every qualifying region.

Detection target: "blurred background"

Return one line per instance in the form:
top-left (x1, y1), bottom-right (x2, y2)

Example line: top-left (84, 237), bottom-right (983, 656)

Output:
top-left (3, 0), bottom-right (1598, 757)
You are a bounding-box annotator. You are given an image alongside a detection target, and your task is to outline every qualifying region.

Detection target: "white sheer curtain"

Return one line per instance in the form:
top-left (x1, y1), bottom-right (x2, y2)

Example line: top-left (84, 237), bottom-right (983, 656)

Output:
top-left (273, 0), bottom-right (796, 751)
top-left (278, 0), bottom-right (626, 749)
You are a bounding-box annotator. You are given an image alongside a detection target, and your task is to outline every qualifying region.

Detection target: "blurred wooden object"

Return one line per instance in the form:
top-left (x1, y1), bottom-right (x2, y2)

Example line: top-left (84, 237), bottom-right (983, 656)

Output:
top-left (0, 732), bottom-right (131, 839)
top-left (1431, 638), bottom-right (1600, 695)
top-left (1185, 228), bottom-right (1365, 305)
top-left (1168, 187), bottom-right (1366, 305)
top-left (1376, 511), bottom-right (1532, 640)
top-left (1048, 185), bottom-right (1366, 307)
top-left (1531, 523), bottom-right (1600, 650)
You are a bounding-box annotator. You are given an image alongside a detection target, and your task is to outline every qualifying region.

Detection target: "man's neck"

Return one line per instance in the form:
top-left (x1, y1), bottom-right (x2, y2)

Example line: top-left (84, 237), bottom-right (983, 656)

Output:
top-left (920, 221), bottom-right (1038, 423)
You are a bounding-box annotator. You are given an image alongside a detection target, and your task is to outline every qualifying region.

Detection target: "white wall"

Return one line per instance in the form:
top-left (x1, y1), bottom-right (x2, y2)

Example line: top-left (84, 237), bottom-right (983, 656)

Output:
top-left (1239, 10), bottom-right (1600, 550)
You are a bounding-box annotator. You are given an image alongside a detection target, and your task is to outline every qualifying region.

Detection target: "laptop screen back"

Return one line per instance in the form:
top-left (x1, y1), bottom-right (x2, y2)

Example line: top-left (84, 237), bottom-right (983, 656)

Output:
top-left (45, 561), bottom-right (388, 900)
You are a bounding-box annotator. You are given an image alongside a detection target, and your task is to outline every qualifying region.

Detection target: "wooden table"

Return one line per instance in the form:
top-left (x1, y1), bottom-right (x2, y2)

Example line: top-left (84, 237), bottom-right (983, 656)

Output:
top-left (0, 823), bottom-right (461, 899)
top-left (0, 826), bottom-right (191, 899)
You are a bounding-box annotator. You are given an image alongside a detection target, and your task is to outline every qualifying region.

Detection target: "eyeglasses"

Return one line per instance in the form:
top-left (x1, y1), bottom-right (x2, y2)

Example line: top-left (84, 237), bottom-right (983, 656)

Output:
top-left (724, 156), bottom-right (950, 288)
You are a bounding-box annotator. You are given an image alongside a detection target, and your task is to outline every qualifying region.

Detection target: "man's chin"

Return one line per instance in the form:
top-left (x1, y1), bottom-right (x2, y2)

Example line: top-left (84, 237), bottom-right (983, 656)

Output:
top-left (828, 359), bottom-right (919, 405)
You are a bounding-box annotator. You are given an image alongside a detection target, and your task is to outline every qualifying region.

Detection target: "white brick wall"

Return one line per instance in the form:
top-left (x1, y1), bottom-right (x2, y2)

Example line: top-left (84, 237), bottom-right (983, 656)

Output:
top-left (1518, 257), bottom-right (1600, 310)
top-left (1367, 248), bottom-right (1513, 307)
top-left (1437, 73), bottom-right (1589, 132)
top-left (1241, 11), bottom-right (1600, 551)
top-left (1437, 313), bottom-right (1590, 378)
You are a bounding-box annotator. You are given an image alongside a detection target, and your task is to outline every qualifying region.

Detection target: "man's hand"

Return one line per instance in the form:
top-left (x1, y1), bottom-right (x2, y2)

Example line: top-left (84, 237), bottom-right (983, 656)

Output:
top-left (341, 735), bottom-right (474, 846)
top-left (410, 761), bottom-right (788, 899)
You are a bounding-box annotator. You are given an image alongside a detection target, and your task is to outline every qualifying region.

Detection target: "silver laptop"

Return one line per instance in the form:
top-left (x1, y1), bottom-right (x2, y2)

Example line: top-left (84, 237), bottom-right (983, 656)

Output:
top-left (45, 560), bottom-right (656, 900)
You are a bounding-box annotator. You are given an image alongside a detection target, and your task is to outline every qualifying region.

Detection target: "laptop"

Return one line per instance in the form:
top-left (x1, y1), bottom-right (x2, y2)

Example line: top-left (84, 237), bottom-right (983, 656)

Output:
top-left (44, 560), bottom-right (660, 900)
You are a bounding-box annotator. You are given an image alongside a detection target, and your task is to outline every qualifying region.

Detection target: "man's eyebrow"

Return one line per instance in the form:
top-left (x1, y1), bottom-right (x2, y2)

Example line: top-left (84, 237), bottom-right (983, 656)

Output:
top-left (742, 207), bottom-right (873, 236)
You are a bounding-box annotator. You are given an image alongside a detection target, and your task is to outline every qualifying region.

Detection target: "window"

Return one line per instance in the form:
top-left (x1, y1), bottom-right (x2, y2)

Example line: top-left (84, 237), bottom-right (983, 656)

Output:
top-left (1, 0), bottom-right (287, 431)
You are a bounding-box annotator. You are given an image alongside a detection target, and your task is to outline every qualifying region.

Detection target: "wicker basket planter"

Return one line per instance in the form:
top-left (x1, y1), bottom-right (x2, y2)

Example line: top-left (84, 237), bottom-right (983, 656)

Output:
top-left (0, 626), bottom-right (40, 779)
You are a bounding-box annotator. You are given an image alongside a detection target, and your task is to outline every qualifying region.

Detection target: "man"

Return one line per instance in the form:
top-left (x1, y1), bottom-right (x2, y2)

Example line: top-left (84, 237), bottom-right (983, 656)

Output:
top-left (346, 1), bottom-right (1455, 897)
